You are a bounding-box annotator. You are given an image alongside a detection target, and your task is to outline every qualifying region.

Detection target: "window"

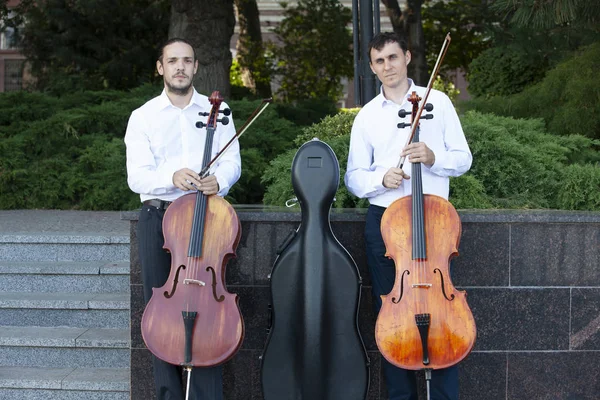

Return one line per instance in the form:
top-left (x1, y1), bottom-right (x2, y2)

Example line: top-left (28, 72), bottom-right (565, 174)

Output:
top-left (0, 11), bottom-right (22, 50)
top-left (4, 59), bottom-right (24, 91)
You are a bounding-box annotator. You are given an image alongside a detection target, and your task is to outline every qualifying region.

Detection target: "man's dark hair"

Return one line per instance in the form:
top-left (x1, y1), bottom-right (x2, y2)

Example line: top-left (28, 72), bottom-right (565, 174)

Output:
top-left (157, 37), bottom-right (197, 63)
top-left (368, 32), bottom-right (408, 62)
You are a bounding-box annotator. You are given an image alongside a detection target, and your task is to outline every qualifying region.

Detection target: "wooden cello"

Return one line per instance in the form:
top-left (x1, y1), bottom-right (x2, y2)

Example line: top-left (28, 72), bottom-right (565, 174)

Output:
top-left (374, 34), bottom-right (476, 394)
top-left (141, 92), bottom-right (244, 396)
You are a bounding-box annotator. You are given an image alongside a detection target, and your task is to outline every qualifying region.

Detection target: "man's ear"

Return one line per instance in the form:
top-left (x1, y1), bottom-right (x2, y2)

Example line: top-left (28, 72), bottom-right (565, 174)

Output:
top-left (156, 60), bottom-right (164, 76)
top-left (405, 50), bottom-right (411, 66)
top-left (194, 60), bottom-right (198, 75)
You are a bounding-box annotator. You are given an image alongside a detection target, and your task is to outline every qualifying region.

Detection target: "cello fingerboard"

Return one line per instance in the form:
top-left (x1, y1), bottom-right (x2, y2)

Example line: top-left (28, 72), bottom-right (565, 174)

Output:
top-left (411, 126), bottom-right (427, 259)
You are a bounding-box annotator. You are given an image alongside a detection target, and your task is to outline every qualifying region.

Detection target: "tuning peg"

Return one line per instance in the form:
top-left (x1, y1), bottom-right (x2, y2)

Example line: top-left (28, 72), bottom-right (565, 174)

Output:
top-left (422, 114), bottom-right (434, 120)
top-left (218, 117), bottom-right (229, 125)
top-left (198, 111), bottom-right (209, 116)
top-left (398, 109), bottom-right (409, 118)
top-left (425, 103), bottom-right (434, 111)
top-left (220, 108), bottom-right (231, 116)
top-left (397, 122), bottom-right (411, 129)
top-left (195, 121), bottom-right (205, 129)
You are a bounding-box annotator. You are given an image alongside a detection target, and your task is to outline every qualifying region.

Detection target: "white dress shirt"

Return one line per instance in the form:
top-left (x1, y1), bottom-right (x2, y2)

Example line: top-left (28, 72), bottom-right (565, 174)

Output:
top-left (125, 89), bottom-right (241, 203)
top-left (345, 79), bottom-right (472, 208)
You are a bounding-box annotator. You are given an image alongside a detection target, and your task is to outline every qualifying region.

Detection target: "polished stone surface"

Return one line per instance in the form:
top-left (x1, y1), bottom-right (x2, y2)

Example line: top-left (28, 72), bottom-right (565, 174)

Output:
top-left (459, 352), bottom-right (507, 400)
top-left (453, 223), bottom-right (510, 287)
top-left (508, 352), bottom-right (600, 399)
top-left (130, 349), bottom-right (154, 400)
top-left (570, 288), bottom-right (600, 350)
top-left (511, 223), bottom-right (600, 286)
top-left (468, 288), bottom-right (570, 351)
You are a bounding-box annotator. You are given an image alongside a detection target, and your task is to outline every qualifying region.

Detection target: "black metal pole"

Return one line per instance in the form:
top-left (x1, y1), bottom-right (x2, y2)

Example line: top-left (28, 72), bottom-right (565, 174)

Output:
top-left (352, 0), bottom-right (360, 107)
top-left (374, 0), bottom-right (380, 34)
top-left (359, 0), bottom-right (375, 105)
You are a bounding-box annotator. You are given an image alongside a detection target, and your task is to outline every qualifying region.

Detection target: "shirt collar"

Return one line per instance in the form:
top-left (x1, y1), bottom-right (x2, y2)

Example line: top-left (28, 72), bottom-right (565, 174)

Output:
top-left (379, 78), bottom-right (416, 108)
top-left (157, 88), bottom-right (204, 111)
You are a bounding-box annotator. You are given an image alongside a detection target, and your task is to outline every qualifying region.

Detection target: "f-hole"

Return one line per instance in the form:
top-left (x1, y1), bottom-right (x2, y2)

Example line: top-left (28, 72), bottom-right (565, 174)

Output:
top-left (164, 265), bottom-right (186, 298)
top-left (434, 268), bottom-right (455, 301)
top-left (207, 266), bottom-right (225, 302)
top-left (392, 270), bottom-right (410, 304)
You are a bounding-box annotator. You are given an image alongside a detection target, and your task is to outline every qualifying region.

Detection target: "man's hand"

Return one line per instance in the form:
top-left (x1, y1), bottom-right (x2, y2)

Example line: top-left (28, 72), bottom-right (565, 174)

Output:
top-left (173, 168), bottom-right (201, 191)
top-left (197, 175), bottom-right (219, 196)
top-left (402, 142), bottom-right (435, 166)
top-left (383, 167), bottom-right (410, 189)
top-left (173, 169), bottom-right (220, 195)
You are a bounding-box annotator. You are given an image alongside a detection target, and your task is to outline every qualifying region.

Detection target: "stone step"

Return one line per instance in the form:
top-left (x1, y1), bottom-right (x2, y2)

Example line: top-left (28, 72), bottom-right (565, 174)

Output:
top-left (0, 262), bottom-right (129, 293)
top-left (0, 292), bottom-right (129, 310)
top-left (0, 389), bottom-right (128, 400)
top-left (0, 292), bottom-right (129, 329)
top-left (0, 326), bottom-right (129, 348)
top-left (0, 346), bottom-right (129, 369)
top-left (0, 326), bottom-right (130, 369)
top-left (0, 234), bottom-right (129, 262)
top-left (0, 366), bottom-right (128, 400)
top-left (0, 261), bottom-right (130, 275)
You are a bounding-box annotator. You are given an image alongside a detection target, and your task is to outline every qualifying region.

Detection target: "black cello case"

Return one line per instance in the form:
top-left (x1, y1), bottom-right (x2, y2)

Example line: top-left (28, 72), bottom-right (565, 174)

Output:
top-left (261, 138), bottom-right (370, 399)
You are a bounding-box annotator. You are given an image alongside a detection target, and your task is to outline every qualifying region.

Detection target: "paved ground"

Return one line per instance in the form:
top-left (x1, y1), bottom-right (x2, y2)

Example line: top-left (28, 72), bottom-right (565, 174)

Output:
top-left (0, 210), bottom-right (129, 236)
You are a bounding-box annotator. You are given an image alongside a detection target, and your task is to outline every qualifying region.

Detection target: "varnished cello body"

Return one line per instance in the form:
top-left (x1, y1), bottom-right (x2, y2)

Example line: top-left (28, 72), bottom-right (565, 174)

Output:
top-left (261, 139), bottom-right (369, 399)
top-left (376, 194), bottom-right (476, 370)
top-left (141, 193), bottom-right (244, 366)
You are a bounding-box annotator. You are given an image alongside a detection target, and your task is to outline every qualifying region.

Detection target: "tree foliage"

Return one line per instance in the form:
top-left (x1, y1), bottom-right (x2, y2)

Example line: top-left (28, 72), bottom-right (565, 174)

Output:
top-left (466, 0), bottom-right (600, 98)
top-left (422, 0), bottom-right (498, 75)
top-left (2, 0), bottom-right (170, 92)
top-left (268, 0), bottom-right (353, 102)
top-left (467, 45), bottom-right (548, 98)
top-left (464, 42), bottom-right (600, 140)
top-left (492, 0), bottom-right (600, 32)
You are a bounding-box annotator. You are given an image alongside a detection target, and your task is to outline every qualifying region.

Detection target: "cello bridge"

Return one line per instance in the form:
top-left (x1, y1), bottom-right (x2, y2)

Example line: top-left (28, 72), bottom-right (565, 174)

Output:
top-left (183, 279), bottom-right (206, 287)
top-left (412, 283), bottom-right (432, 289)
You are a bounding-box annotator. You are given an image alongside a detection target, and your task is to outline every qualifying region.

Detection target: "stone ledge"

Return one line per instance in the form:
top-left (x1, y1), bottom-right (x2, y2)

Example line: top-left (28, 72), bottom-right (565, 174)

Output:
top-left (122, 208), bottom-right (600, 223)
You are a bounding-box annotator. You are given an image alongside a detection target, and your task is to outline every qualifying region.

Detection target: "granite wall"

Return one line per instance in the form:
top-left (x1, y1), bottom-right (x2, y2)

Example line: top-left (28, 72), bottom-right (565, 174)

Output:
top-left (122, 208), bottom-right (600, 400)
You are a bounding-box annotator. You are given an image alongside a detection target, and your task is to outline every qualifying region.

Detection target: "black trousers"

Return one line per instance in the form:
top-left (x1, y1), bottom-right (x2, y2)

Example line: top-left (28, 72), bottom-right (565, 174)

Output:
top-left (137, 205), bottom-right (223, 400)
top-left (365, 205), bottom-right (459, 400)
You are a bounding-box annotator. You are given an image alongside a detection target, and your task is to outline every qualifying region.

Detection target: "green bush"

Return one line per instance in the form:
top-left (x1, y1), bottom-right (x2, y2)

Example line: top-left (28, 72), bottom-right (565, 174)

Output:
top-left (262, 109), bottom-right (600, 211)
top-left (3, 86), bottom-right (597, 211)
top-left (557, 164), bottom-right (600, 211)
top-left (463, 42), bottom-right (600, 140)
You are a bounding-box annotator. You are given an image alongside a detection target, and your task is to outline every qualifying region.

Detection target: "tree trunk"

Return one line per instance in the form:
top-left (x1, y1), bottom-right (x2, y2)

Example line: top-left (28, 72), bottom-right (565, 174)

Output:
top-left (380, 0), bottom-right (428, 85)
top-left (234, 0), bottom-right (272, 97)
top-left (169, 0), bottom-right (235, 97)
